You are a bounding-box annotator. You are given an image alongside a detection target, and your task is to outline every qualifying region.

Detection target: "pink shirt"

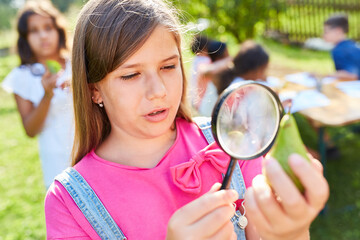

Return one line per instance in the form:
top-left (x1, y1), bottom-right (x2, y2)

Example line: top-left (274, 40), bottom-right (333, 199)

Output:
top-left (45, 118), bottom-right (262, 239)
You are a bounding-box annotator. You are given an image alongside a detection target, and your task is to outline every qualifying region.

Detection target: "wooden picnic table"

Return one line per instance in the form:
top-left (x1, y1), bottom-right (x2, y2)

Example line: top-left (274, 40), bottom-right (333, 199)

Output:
top-left (280, 80), bottom-right (360, 128)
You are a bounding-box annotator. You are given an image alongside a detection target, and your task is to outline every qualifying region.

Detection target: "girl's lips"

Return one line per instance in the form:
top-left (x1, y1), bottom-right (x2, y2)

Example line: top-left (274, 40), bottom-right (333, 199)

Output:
top-left (144, 108), bottom-right (169, 122)
top-left (41, 42), bottom-right (51, 48)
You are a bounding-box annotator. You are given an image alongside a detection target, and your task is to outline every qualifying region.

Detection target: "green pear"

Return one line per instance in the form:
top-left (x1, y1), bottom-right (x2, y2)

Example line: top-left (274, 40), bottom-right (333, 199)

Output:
top-left (264, 113), bottom-right (311, 193)
top-left (46, 60), bottom-right (62, 74)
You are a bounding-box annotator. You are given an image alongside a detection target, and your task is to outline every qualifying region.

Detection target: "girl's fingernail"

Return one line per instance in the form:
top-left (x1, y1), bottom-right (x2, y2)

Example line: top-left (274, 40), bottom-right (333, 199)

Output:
top-left (264, 156), bottom-right (277, 168)
top-left (289, 153), bottom-right (304, 166)
top-left (264, 157), bottom-right (281, 175)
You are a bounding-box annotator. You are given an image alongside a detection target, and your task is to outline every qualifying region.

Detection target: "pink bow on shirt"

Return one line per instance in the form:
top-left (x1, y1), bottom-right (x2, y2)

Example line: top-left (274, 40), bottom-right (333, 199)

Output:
top-left (170, 142), bottom-right (230, 194)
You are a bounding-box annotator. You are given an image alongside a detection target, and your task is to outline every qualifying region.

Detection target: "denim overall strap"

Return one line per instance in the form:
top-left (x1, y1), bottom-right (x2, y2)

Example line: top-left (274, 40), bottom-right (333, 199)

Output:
top-left (193, 117), bottom-right (247, 240)
top-left (55, 167), bottom-right (127, 240)
top-left (193, 116), bottom-right (214, 144)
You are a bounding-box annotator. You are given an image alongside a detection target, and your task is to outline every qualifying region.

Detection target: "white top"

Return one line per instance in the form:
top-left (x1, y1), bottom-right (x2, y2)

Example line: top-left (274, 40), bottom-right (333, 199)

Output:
top-left (190, 55), bottom-right (218, 117)
top-left (2, 60), bottom-right (74, 187)
top-left (197, 82), bottom-right (218, 117)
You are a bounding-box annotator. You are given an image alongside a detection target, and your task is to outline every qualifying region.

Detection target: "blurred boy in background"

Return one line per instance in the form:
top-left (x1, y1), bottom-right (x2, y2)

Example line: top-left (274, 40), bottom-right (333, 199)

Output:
top-left (323, 14), bottom-right (360, 81)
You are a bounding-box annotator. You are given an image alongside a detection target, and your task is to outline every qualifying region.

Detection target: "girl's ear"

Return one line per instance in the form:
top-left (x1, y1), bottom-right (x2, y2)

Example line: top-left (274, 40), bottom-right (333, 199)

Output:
top-left (89, 83), bottom-right (102, 104)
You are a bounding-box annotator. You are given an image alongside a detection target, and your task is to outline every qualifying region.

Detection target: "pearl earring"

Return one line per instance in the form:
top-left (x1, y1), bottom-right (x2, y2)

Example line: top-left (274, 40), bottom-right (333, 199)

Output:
top-left (98, 102), bottom-right (104, 107)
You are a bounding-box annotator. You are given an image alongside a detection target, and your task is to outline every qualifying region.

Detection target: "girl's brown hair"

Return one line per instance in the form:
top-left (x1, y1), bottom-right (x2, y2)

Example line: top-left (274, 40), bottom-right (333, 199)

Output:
top-left (72, 0), bottom-right (192, 165)
top-left (17, 0), bottom-right (67, 65)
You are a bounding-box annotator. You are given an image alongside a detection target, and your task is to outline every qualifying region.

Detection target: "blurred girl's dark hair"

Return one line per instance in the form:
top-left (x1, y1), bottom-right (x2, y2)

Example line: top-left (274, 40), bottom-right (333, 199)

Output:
top-left (17, 0), bottom-right (67, 65)
top-left (190, 34), bottom-right (210, 54)
top-left (207, 40), bottom-right (227, 62)
top-left (216, 40), bottom-right (269, 94)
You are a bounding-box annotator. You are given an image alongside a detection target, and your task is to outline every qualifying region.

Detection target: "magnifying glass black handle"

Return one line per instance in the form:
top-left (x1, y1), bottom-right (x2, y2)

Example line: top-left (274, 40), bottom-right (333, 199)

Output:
top-left (220, 157), bottom-right (237, 190)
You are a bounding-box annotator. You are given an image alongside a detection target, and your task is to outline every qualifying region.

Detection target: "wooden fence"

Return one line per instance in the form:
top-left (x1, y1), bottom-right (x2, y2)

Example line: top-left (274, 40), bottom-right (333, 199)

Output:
top-left (266, 0), bottom-right (360, 43)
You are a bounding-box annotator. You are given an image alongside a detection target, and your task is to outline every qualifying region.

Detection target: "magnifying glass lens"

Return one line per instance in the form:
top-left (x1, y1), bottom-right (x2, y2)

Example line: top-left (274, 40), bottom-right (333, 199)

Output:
top-left (215, 83), bottom-right (281, 160)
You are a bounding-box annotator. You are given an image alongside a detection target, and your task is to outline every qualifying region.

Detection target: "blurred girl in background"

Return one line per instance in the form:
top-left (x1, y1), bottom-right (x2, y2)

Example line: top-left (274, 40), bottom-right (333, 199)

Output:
top-left (1, 0), bottom-right (73, 188)
top-left (215, 40), bottom-right (270, 94)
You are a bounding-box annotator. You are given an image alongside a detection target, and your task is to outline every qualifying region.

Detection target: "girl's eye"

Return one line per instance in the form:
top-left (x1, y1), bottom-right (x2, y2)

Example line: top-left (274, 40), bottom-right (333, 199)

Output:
top-left (45, 25), bottom-right (54, 31)
top-left (121, 73), bottom-right (139, 80)
top-left (161, 65), bottom-right (176, 70)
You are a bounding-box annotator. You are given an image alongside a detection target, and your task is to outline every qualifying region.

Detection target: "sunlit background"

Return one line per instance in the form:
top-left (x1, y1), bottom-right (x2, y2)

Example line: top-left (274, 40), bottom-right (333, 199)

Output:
top-left (0, 0), bottom-right (360, 239)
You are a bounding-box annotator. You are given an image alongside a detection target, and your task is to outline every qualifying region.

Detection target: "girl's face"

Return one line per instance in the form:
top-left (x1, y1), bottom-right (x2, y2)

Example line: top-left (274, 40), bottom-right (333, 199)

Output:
top-left (27, 14), bottom-right (59, 61)
top-left (93, 26), bottom-right (183, 140)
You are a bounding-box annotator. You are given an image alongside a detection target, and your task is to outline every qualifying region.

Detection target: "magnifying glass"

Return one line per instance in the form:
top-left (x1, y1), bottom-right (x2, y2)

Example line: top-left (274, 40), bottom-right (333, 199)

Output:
top-left (211, 81), bottom-right (284, 190)
top-left (30, 63), bottom-right (46, 76)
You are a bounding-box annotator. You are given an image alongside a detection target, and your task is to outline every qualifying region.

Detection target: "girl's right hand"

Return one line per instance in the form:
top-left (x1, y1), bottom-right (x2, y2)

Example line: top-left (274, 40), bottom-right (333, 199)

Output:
top-left (166, 183), bottom-right (238, 240)
top-left (244, 155), bottom-right (329, 240)
top-left (41, 70), bottom-right (58, 98)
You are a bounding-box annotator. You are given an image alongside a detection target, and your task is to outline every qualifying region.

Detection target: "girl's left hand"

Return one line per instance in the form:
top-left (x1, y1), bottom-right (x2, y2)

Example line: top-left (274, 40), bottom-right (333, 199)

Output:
top-left (244, 154), bottom-right (329, 240)
top-left (59, 79), bottom-right (71, 90)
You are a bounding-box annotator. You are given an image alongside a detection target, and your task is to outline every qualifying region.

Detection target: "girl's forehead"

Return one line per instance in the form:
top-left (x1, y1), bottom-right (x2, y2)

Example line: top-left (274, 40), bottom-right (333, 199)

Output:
top-left (28, 14), bottom-right (53, 26)
top-left (121, 26), bottom-right (179, 65)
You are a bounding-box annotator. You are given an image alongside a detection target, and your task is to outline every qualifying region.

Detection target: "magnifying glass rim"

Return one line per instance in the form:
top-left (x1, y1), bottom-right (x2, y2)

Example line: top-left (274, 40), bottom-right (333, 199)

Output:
top-left (211, 80), bottom-right (284, 160)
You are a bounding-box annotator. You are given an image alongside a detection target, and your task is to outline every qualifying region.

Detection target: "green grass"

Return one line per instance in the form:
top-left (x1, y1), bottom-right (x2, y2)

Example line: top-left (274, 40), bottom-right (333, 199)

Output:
top-left (1, 38), bottom-right (360, 239)
top-left (0, 88), bottom-right (46, 239)
top-left (0, 53), bottom-right (46, 240)
top-left (260, 38), bottom-right (334, 75)
top-left (0, 55), bottom-right (19, 81)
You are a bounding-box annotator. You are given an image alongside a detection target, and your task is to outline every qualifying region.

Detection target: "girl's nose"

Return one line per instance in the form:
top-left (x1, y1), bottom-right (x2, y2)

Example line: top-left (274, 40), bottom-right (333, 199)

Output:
top-left (39, 29), bottom-right (49, 38)
top-left (146, 72), bottom-right (167, 100)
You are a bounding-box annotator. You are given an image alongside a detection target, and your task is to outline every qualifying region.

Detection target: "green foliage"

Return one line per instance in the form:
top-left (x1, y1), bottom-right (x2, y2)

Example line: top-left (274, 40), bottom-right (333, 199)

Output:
top-left (51, 0), bottom-right (75, 12)
top-left (51, 0), bottom-right (88, 12)
top-left (171, 0), bottom-right (281, 43)
top-left (0, 3), bottom-right (16, 30)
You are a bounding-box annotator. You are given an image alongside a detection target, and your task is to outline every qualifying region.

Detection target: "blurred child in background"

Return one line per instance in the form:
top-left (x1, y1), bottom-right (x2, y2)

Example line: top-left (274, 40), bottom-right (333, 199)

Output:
top-left (189, 34), bottom-right (212, 111)
top-left (1, 0), bottom-right (74, 188)
top-left (215, 40), bottom-right (270, 94)
top-left (323, 14), bottom-right (360, 81)
top-left (190, 36), bottom-right (231, 116)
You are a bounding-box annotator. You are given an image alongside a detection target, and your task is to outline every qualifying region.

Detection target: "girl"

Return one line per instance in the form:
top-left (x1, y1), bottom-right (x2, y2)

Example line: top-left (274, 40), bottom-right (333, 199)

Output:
top-left (192, 38), bottom-right (231, 117)
top-left (215, 41), bottom-right (270, 95)
top-left (1, 1), bottom-right (73, 188)
top-left (45, 0), bottom-right (329, 239)
top-left (189, 34), bottom-right (212, 113)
